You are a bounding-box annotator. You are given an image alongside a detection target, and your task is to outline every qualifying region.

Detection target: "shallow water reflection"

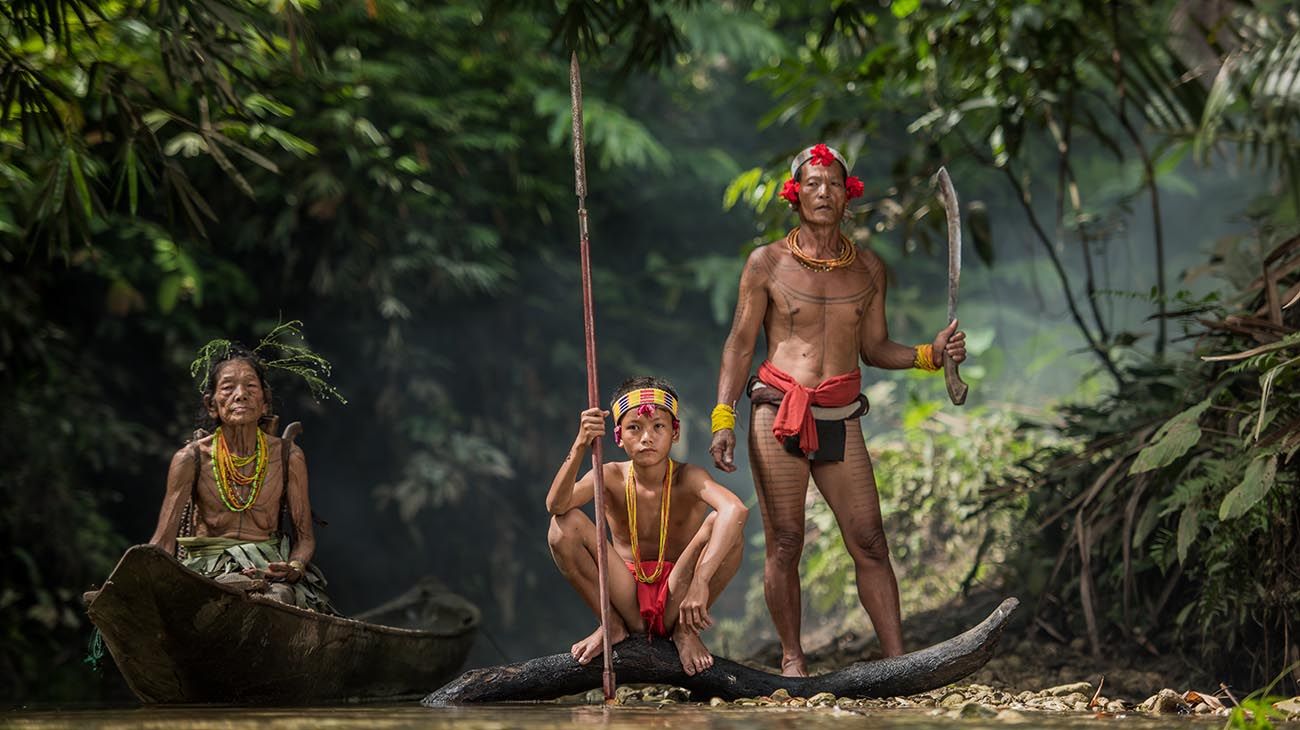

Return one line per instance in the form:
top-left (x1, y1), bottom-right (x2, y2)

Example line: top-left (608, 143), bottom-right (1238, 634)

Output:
top-left (2, 704), bottom-right (1227, 729)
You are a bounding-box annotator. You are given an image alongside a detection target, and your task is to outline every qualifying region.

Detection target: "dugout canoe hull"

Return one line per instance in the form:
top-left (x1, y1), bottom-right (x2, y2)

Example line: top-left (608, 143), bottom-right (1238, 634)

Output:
top-left (86, 544), bottom-right (478, 704)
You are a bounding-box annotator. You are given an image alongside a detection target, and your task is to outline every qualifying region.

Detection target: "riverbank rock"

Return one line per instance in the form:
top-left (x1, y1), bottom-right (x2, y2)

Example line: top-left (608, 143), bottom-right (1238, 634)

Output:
top-left (1273, 696), bottom-right (1300, 718)
top-left (1138, 688), bottom-right (1189, 714)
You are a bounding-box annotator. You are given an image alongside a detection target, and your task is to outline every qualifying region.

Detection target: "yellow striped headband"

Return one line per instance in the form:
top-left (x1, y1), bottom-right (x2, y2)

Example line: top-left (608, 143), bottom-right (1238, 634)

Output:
top-left (611, 388), bottom-right (679, 425)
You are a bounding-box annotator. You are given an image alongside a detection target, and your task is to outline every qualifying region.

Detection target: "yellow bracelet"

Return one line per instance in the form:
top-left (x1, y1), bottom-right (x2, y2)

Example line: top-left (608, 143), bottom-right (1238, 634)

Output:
top-left (913, 344), bottom-right (940, 372)
top-left (289, 559), bottom-right (305, 573)
top-left (710, 403), bottom-right (737, 433)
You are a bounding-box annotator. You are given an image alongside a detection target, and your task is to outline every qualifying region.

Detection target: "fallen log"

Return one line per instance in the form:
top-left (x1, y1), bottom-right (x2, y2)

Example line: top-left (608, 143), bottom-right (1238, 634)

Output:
top-left (424, 596), bottom-right (1018, 705)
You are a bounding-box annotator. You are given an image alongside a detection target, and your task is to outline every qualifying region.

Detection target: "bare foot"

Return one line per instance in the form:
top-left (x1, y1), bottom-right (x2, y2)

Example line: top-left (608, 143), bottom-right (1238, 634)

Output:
top-left (571, 622), bottom-right (628, 665)
top-left (672, 627), bottom-right (714, 676)
top-left (780, 653), bottom-right (808, 678)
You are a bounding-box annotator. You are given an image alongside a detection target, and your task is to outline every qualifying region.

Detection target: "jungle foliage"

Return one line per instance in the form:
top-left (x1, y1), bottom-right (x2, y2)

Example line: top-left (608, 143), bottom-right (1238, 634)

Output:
top-left (1017, 228), bottom-right (1300, 689)
top-left (5, 0), bottom-right (1300, 702)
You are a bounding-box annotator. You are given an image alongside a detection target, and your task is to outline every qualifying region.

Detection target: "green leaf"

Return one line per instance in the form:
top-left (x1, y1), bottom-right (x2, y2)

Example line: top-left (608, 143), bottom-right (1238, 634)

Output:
top-left (65, 147), bottom-right (94, 220)
top-left (1175, 501), bottom-right (1198, 564)
top-left (1218, 455), bottom-right (1278, 520)
top-left (1129, 399), bottom-right (1212, 474)
top-left (125, 143), bottom-right (139, 216)
top-left (1132, 497), bottom-right (1160, 548)
top-left (723, 167), bottom-right (763, 211)
top-left (158, 275), bottom-right (182, 313)
top-left (891, 0), bottom-right (920, 19)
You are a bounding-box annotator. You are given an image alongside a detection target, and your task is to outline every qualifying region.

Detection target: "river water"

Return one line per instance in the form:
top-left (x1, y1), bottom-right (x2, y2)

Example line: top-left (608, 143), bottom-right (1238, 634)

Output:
top-left (1, 704), bottom-right (1230, 729)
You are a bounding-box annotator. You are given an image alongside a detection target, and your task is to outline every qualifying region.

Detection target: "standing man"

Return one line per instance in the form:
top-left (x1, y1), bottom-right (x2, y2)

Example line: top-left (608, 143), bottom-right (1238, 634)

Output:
top-left (709, 144), bottom-right (967, 676)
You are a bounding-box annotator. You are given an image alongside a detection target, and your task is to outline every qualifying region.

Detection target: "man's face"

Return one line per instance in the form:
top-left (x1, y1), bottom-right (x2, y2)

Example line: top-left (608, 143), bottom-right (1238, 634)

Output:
top-left (616, 407), bottom-right (678, 465)
top-left (796, 162), bottom-right (847, 225)
top-left (208, 360), bottom-right (267, 427)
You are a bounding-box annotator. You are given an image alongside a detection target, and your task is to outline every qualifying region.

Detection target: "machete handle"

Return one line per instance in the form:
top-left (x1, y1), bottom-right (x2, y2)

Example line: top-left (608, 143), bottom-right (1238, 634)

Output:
top-left (944, 356), bottom-right (968, 406)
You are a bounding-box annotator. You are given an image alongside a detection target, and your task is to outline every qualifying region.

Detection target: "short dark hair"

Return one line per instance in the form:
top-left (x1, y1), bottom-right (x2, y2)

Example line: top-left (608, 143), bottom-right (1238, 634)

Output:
top-left (610, 375), bottom-right (679, 409)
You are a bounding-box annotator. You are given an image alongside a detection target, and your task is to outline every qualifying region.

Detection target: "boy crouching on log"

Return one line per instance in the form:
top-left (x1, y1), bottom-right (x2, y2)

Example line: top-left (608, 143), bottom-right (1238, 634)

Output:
top-left (547, 377), bottom-right (749, 676)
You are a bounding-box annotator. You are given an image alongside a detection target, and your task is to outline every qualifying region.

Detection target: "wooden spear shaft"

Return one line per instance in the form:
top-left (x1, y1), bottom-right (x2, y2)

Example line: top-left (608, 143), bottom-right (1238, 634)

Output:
top-left (570, 51), bottom-right (616, 700)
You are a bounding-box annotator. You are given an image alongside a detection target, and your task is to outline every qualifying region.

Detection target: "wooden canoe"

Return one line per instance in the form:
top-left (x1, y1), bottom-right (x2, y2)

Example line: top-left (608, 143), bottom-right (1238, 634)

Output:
top-left (85, 544), bottom-right (478, 704)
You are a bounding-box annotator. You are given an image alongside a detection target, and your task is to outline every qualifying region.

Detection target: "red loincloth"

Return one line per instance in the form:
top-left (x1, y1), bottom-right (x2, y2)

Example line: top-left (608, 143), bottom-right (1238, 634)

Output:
top-left (625, 560), bottom-right (675, 637)
top-left (757, 361), bottom-right (862, 454)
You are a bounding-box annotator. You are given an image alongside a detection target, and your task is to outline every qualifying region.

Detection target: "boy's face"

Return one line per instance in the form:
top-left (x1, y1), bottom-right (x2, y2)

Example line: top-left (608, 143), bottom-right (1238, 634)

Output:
top-left (616, 407), bottom-right (678, 466)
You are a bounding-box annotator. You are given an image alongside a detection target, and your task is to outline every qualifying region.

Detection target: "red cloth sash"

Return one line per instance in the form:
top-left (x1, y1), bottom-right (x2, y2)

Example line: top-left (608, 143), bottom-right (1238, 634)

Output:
top-left (625, 560), bottom-right (675, 637)
top-left (757, 361), bottom-right (862, 454)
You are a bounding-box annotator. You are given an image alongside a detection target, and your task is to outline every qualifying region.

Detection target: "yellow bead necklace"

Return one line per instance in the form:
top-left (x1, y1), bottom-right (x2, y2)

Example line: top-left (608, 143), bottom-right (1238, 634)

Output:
top-left (625, 459), bottom-right (673, 584)
top-left (211, 426), bottom-right (268, 512)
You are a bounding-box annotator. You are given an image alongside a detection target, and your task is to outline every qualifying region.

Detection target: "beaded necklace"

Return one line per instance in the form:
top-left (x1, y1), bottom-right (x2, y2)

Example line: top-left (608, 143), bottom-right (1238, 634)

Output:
top-left (786, 226), bottom-right (856, 271)
top-left (211, 426), bottom-right (268, 512)
top-left (625, 459), bottom-right (674, 584)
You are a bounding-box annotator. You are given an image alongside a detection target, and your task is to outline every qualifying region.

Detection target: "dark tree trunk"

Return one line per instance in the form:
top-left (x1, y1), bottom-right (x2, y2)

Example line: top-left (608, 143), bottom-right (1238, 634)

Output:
top-left (424, 597), bottom-right (1019, 705)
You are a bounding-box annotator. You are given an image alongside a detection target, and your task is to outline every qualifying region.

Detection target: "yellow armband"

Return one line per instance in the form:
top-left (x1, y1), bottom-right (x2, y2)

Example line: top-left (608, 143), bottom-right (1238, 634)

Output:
top-left (913, 344), bottom-right (940, 372)
top-left (710, 403), bottom-right (737, 433)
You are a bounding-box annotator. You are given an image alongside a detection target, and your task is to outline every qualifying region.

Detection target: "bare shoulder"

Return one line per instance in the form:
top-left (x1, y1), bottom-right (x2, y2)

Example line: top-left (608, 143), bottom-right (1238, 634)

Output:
top-left (852, 243), bottom-right (888, 282)
top-left (171, 433), bottom-right (212, 465)
top-left (169, 444), bottom-right (196, 470)
top-left (602, 460), bottom-right (627, 486)
top-left (743, 242), bottom-right (781, 279)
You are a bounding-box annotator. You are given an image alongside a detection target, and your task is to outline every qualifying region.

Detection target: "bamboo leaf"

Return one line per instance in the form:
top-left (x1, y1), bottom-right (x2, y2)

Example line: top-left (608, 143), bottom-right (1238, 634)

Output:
top-left (126, 143), bottom-right (139, 215)
top-left (65, 146), bottom-right (93, 220)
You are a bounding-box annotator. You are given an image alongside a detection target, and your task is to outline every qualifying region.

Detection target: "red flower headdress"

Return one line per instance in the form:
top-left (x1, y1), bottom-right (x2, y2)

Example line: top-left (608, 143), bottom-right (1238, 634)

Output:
top-left (780, 143), bottom-right (864, 205)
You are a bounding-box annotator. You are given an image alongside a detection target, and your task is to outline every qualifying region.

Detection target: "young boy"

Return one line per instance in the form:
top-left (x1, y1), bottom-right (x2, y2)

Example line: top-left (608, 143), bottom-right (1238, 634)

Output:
top-left (547, 376), bottom-right (749, 676)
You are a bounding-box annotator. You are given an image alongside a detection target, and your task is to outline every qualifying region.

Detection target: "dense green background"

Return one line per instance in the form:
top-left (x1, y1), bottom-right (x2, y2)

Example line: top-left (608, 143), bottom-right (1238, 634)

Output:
top-left (3, 0), bottom-right (1297, 701)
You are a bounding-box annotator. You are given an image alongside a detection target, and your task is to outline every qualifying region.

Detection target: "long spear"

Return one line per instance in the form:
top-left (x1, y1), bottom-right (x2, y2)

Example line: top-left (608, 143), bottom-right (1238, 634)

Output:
top-left (570, 51), bottom-right (616, 700)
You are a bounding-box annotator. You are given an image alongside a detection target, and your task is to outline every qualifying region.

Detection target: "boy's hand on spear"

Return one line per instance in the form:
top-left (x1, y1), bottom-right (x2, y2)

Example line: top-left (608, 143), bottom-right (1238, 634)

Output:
top-left (575, 407), bottom-right (608, 448)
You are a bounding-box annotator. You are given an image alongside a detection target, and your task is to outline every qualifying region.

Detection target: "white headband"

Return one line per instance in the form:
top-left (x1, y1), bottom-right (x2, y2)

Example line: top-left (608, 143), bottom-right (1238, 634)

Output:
top-left (789, 144), bottom-right (851, 180)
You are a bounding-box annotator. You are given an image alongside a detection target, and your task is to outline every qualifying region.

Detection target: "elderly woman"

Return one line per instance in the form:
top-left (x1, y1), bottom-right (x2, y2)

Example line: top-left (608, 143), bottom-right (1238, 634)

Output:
top-left (708, 144), bottom-right (968, 675)
top-left (149, 342), bottom-right (335, 613)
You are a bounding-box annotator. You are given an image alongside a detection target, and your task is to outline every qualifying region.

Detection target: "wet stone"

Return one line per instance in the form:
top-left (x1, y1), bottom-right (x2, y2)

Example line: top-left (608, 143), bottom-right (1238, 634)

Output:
top-left (1140, 689), bottom-right (1190, 715)
top-left (1273, 697), bottom-right (1300, 717)
top-left (939, 692), bottom-right (967, 709)
top-left (958, 702), bottom-right (998, 719)
top-left (665, 687), bottom-right (690, 702)
top-left (809, 692), bottom-right (836, 706)
top-left (708, 697), bottom-right (726, 707)
top-left (769, 688), bottom-right (791, 702)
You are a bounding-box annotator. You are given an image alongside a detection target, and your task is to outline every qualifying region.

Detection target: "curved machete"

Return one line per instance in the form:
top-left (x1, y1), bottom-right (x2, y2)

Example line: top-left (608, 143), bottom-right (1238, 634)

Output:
top-left (935, 167), bottom-right (969, 406)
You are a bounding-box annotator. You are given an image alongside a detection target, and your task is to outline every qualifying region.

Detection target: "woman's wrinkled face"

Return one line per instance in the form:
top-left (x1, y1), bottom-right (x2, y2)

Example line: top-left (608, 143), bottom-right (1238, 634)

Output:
top-left (208, 359), bottom-right (267, 427)
top-left (796, 162), bottom-right (847, 225)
